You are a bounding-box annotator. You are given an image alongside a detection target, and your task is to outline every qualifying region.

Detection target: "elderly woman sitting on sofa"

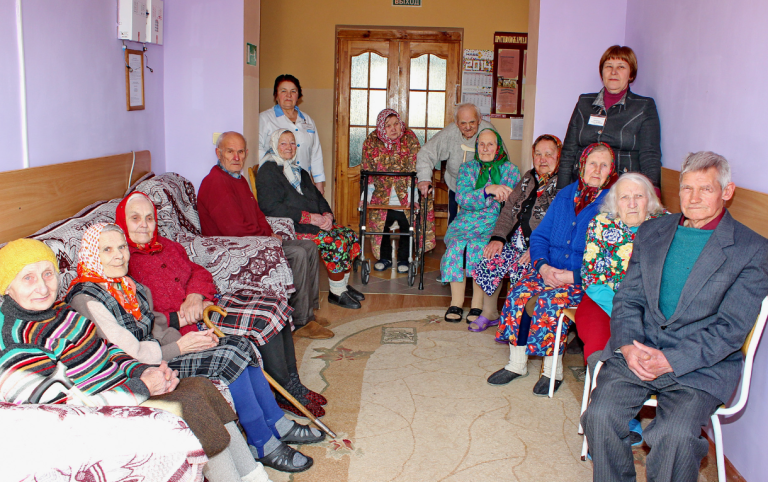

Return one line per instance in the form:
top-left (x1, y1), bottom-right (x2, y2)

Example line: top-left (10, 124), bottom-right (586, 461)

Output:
top-left (0, 239), bottom-right (272, 482)
top-left (110, 191), bottom-right (327, 420)
top-left (257, 128), bottom-right (364, 310)
top-left (66, 224), bottom-right (324, 474)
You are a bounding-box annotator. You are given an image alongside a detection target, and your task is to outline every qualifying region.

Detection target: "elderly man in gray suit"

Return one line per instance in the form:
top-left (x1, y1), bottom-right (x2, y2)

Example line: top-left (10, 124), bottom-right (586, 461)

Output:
top-left (582, 151), bottom-right (768, 482)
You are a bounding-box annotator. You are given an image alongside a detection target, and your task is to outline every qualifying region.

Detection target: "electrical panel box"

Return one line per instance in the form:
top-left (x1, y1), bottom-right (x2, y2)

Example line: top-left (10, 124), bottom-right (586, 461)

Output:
top-left (147, 0), bottom-right (163, 45)
top-left (117, 0), bottom-right (148, 42)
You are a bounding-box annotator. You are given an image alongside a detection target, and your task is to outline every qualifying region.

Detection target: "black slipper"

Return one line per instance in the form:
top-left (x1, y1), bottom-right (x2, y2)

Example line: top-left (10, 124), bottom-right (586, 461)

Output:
top-left (465, 308), bottom-right (483, 324)
top-left (445, 306), bottom-right (463, 322)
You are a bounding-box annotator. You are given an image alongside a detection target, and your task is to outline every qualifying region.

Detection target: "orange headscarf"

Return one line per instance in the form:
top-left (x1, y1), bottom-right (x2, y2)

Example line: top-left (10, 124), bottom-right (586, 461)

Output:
top-left (69, 223), bottom-right (142, 320)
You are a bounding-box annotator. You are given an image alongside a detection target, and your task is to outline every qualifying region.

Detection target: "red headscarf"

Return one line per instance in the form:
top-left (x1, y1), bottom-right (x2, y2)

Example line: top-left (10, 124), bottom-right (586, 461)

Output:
top-left (375, 108), bottom-right (407, 154)
top-left (574, 142), bottom-right (618, 215)
top-left (69, 223), bottom-right (143, 321)
top-left (115, 192), bottom-right (164, 254)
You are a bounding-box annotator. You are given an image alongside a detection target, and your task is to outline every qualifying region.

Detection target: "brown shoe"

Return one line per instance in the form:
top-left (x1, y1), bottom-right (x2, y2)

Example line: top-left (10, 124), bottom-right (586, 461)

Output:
top-left (294, 321), bottom-right (334, 339)
top-left (315, 317), bottom-right (330, 327)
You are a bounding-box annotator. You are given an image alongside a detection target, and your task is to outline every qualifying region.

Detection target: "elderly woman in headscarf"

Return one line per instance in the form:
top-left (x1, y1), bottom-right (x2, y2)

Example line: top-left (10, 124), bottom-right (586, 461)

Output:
top-left (487, 143), bottom-right (617, 396)
top-left (468, 134), bottom-right (562, 332)
top-left (257, 128), bottom-right (364, 310)
top-left (441, 128), bottom-right (521, 322)
top-left (111, 191), bottom-right (326, 420)
top-left (361, 108), bottom-right (436, 273)
top-left (0, 239), bottom-right (273, 482)
top-left (66, 224), bottom-right (323, 474)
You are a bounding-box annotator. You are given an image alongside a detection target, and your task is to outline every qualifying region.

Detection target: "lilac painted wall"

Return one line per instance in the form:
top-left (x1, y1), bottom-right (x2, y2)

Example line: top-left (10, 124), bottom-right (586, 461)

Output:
top-left (626, 0), bottom-right (768, 193)
top-left (0, 1), bottom-right (23, 170)
top-left (532, 0), bottom-right (627, 142)
top-left (625, 1), bottom-right (768, 479)
top-left (163, 0), bottom-right (244, 189)
top-left (0, 0), bottom-right (165, 173)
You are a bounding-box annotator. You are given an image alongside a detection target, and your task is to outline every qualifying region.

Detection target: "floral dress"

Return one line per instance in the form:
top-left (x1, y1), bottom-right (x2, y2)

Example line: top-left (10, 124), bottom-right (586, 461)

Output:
top-left (298, 222), bottom-right (361, 274)
top-left (361, 129), bottom-right (436, 260)
top-left (440, 159), bottom-right (521, 282)
top-left (581, 211), bottom-right (668, 299)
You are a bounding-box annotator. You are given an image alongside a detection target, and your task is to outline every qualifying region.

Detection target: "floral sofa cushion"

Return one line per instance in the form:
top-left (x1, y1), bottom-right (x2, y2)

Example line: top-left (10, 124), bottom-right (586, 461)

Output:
top-left (136, 173), bottom-right (296, 297)
top-left (1, 402), bottom-right (206, 482)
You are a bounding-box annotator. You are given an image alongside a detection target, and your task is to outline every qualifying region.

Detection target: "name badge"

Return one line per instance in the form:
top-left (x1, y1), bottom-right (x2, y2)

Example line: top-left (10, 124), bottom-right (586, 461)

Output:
top-left (588, 115), bottom-right (606, 127)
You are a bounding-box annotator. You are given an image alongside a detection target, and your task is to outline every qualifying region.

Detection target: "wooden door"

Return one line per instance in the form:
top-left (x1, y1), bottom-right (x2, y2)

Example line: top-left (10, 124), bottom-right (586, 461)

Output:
top-left (333, 27), bottom-right (462, 232)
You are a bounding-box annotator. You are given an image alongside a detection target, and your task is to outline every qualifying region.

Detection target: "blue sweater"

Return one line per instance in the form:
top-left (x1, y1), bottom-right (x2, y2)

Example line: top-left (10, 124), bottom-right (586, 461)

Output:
top-left (530, 181), bottom-right (608, 285)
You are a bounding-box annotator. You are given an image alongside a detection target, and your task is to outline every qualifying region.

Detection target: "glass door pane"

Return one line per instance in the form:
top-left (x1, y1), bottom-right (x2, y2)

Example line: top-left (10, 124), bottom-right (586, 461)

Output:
top-left (409, 54), bottom-right (447, 143)
top-left (349, 51), bottom-right (388, 167)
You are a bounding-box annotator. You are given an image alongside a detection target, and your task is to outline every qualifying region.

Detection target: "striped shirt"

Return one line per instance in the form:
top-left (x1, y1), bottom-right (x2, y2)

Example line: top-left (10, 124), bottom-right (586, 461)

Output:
top-left (0, 300), bottom-right (150, 406)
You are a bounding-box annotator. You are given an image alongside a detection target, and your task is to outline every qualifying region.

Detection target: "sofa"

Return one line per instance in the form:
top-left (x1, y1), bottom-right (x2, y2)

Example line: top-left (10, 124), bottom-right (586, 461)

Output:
top-left (0, 172), bottom-right (295, 481)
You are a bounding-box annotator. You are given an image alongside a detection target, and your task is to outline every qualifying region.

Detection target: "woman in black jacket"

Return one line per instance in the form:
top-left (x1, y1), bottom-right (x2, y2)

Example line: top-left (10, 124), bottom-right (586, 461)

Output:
top-left (558, 45), bottom-right (661, 188)
top-left (257, 128), bottom-right (364, 309)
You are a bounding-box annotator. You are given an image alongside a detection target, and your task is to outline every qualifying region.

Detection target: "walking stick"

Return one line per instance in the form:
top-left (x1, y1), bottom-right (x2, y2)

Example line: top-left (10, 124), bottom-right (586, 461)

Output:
top-left (202, 306), bottom-right (338, 438)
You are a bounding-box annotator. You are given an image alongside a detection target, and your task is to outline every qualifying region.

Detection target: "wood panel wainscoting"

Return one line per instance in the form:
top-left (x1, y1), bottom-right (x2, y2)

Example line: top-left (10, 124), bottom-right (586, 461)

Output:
top-left (0, 151), bottom-right (151, 243)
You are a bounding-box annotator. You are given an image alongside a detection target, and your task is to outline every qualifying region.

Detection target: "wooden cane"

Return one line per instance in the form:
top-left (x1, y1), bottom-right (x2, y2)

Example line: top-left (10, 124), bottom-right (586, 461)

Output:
top-left (202, 306), bottom-right (338, 439)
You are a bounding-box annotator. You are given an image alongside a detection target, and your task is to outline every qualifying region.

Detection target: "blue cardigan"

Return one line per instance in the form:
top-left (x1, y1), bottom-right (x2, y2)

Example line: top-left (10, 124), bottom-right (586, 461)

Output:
top-left (530, 181), bottom-right (608, 285)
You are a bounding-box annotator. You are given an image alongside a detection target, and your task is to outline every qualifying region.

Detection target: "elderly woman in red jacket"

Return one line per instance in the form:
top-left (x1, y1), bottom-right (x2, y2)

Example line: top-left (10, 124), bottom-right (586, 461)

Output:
top-left (113, 191), bottom-right (327, 419)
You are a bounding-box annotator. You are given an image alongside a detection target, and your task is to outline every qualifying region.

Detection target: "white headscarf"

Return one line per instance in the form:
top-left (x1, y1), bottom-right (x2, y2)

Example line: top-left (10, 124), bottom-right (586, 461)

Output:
top-left (264, 128), bottom-right (303, 194)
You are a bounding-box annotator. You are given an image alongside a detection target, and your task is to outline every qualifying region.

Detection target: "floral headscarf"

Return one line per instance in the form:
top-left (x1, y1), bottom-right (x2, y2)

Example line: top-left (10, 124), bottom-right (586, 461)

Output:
top-left (531, 134), bottom-right (562, 197)
top-left (574, 142), bottom-right (618, 215)
top-left (474, 128), bottom-right (509, 189)
top-left (264, 128), bottom-right (303, 194)
top-left (69, 223), bottom-right (142, 321)
top-left (375, 109), bottom-right (406, 153)
top-left (115, 192), bottom-right (164, 254)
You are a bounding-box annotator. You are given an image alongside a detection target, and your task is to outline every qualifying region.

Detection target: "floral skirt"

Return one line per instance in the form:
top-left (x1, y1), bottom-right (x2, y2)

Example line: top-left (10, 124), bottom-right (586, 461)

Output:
top-left (298, 225), bottom-right (361, 274)
top-left (496, 271), bottom-right (583, 356)
top-left (472, 227), bottom-right (530, 296)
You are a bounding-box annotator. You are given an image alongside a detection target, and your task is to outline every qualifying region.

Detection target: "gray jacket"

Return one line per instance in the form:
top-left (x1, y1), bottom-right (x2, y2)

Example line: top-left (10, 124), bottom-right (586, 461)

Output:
top-left (558, 89), bottom-right (661, 188)
top-left (602, 211), bottom-right (768, 402)
top-left (415, 121), bottom-right (504, 192)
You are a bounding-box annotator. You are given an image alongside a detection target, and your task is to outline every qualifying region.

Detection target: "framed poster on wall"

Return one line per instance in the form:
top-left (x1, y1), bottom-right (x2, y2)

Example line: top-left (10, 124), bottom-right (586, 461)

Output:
top-left (491, 32), bottom-right (527, 118)
top-left (125, 49), bottom-right (145, 111)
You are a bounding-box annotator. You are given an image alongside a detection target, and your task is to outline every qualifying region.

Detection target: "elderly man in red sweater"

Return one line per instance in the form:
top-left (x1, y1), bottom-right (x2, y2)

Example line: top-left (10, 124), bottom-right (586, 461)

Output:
top-left (198, 131), bottom-right (333, 339)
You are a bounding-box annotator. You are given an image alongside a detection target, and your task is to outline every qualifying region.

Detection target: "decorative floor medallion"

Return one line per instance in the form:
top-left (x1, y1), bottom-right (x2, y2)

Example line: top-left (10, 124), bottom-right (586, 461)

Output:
top-left (380, 326), bottom-right (417, 344)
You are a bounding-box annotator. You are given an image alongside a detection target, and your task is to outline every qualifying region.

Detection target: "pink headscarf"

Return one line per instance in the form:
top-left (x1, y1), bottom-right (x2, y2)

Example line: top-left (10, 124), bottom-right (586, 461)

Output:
top-left (375, 108), bottom-right (406, 153)
top-left (69, 223), bottom-right (142, 321)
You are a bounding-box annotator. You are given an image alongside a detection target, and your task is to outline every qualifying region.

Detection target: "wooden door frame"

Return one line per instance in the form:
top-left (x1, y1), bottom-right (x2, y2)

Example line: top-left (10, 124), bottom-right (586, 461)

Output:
top-left (332, 26), bottom-right (463, 229)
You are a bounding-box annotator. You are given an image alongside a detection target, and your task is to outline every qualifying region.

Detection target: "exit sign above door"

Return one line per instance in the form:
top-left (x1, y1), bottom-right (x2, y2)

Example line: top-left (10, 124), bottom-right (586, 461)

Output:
top-left (393, 0), bottom-right (421, 5)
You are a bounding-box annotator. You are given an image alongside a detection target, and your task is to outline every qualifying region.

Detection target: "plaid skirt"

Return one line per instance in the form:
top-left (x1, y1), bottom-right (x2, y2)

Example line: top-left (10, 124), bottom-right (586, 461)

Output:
top-left (207, 291), bottom-right (293, 346)
top-left (169, 334), bottom-right (261, 385)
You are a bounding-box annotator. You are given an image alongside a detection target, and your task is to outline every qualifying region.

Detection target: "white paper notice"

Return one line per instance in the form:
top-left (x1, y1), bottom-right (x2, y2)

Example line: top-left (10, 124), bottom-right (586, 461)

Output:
top-left (128, 53), bottom-right (143, 107)
top-left (510, 118), bottom-right (524, 140)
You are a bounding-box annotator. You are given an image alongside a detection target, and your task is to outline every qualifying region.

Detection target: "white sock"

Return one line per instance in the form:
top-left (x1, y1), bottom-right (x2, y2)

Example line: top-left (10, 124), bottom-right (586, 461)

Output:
top-left (542, 354), bottom-right (564, 381)
top-left (504, 345), bottom-right (529, 375)
top-left (329, 278), bottom-right (347, 296)
top-left (343, 271), bottom-right (350, 286)
top-left (224, 422), bottom-right (259, 476)
top-left (203, 448), bottom-right (241, 482)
